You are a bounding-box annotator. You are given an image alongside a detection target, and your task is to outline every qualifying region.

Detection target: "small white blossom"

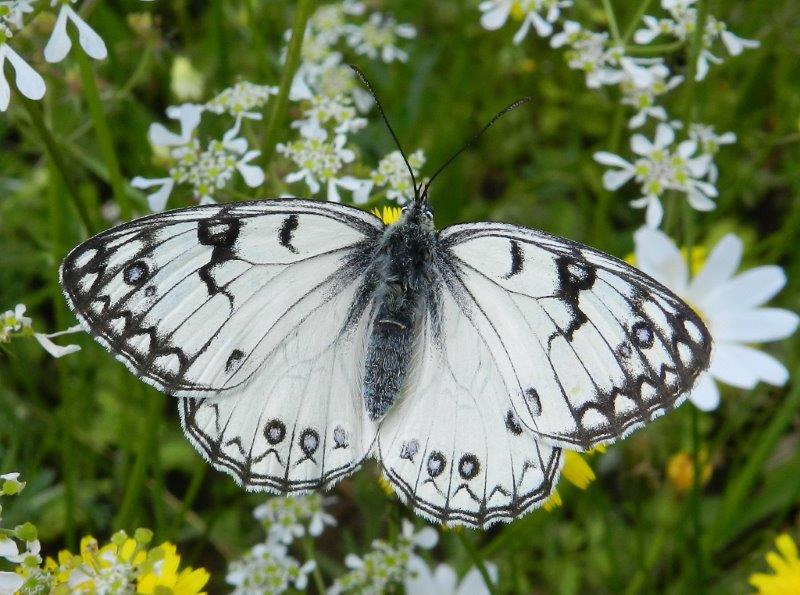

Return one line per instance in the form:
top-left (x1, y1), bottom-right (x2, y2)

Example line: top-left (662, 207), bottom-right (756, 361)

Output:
top-left (479, 0), bottom-right (572, 42)
top-left (292, 93), bottom-right (367, 140)
top-left (689, 123), bottom-right (736, 182)
top-left (278, 134), bottom-right (370, 202)
top-left (133, 105), bottom-right (264, 210)
top-left (346, 13), bottom-right (416, 63)
top-left (207, 81), bottom-right (278, 121)
top-left (226, 542), bottom-right (315, 595)
top-left (371, 149), bottom-right (426, 203)
top-left (405, 562), bottom-right (499, 595)
top-left (621, 63), bottom-right (683, 128)
top-left (633, 0), bottom-right (759, 81)
top-left (330, 520), bottom-right (438, 595)
top-left (594, 123), bottom-right (716, 228)
top-left (44, 0), bottom-right (108, 63)
top-left (635, 229), bottom-right (799, 410)
top-left (253, 494), bottom-right (336, 545)
top-left (1, 304), bottom-right (82, 357)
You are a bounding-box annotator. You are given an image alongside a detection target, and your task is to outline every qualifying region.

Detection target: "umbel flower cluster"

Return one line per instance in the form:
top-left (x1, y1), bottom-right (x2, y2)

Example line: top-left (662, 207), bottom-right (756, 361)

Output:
top-left (134, 0), bottom-right (425, 211)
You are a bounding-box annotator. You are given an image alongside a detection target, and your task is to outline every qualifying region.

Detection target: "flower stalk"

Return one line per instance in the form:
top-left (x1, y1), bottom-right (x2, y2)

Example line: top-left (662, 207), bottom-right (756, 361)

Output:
top-left (260, 0), bottom-right (316, 174)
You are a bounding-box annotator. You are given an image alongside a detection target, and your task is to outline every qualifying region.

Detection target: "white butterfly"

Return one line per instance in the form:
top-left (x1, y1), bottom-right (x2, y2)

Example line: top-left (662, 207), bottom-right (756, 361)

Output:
top-left (60, 192), bottom-right (711, 527)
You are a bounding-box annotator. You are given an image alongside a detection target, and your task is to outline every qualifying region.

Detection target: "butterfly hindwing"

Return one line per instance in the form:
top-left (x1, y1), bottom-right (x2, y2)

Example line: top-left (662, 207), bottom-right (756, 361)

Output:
top-left (378, 288), bottom-right (563, 528)
top-left (437, 222), bottom-right (712, 450)
top-left (61, 199), bottom-right (383, 492)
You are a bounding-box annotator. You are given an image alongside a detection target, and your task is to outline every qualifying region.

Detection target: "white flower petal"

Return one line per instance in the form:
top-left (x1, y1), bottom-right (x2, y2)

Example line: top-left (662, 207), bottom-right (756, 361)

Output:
top-left (709, 343), bottom-right (760, 389)
top-left (644, 196), bottom-right (664, 228)
top-left (4, 45), bottom-right (46, 101)
top-left (686, 190), bottom-right (716, 211)
top-left (710, 266), bottom-right (787, 313)
top-left (630, 133), bottom-right (653, 155)
top-left (34, 333), bottom-right (81, 358)
top-left (689, 233), bottom-right (742, 297)
top-left (602, 169), bottom-right (635, 191)
top-left (0, 59), bottom-right (10, 111)
top-left (713, 308), bottom-right (799, 344)
top-left (688, 373), bottom-right (720, 411)
top-left (43, 6), bottom-right (72, 63)
top-left (66, 6), bottom-right (107, 60)
top-left (719, 344), bottom-right (789, 387)
top-left (634, 226), bottom-right (688, 292)
top-left (593, 151), bottom-right (631, 168)
top-left (0, 539), bottom-right (19, 559)
top-left (413, 526), bottom-right (439, 549)
top-left (0, 572), bottom-right (23, 593)
top-left (480, 1), bottom-right (511, 30)
top-left (654, 123), bottom-right (675, 148)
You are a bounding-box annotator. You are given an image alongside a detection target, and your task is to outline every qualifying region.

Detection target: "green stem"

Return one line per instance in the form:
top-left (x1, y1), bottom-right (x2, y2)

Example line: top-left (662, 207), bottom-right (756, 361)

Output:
top-left (624, 41), bottom-right (685, 55)
top-left (168, 464), bottom-right (207, 538)
top-left (260, 0), bottom-right (315, 172)
top-left (212, 0), bottom-right (230, 87)
top-left (622, 0), bottom-right (654, 44)
top-left (21, 98), bottom-right (97, 235)
top-left (115, 387), bottom-right (163, 530)
top-left (457, 532), bottom-right (497, 595)
top-left (302, 534), bottom-right (327, 594)
top-left (75, 49), bottom-right (132, 221)
top-left (592, 101), bottom-right (625, 247)
top-left (601, 0), bottom-right (622, 44)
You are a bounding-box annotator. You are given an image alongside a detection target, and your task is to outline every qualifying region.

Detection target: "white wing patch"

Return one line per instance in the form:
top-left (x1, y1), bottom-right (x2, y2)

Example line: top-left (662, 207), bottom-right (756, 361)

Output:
top-left (378, 289), bottom-right (563, 528)
top-left (438, 223), bottom-right (712, 450)
top-left (61, 199), bottom-right (383, 493)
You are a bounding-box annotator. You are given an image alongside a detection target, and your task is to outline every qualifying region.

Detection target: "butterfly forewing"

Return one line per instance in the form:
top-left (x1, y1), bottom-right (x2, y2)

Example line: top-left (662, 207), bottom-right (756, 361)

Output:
top-left (436, 223), bottom-right (712, 450)
top-left (60, 199), bottom-right (382, 396)
top-left (61, 199), bottom-right (384, 493)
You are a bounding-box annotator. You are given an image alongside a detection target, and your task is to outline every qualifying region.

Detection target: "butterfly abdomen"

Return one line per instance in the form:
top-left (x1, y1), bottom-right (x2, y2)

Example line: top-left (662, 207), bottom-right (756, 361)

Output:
top-left (362, 215), bottom-right (436, 420)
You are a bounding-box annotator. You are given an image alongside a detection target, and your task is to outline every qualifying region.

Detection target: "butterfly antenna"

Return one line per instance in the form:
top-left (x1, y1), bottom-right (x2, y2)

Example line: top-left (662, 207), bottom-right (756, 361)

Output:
top-left (348, 64), bottom-right (420, 202)
top-left (422, 97), bottom-right (532, 199)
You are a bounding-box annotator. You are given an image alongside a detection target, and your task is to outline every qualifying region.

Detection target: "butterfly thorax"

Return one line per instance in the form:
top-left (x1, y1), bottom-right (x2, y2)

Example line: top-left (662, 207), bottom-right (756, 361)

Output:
top-left (362, 207), bottom-right (437, 420)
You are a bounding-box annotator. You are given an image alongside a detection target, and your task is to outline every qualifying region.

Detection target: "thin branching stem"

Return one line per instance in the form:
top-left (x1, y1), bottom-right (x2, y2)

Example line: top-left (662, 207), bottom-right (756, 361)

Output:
top-left (601, 0), bottom-right (622, 44)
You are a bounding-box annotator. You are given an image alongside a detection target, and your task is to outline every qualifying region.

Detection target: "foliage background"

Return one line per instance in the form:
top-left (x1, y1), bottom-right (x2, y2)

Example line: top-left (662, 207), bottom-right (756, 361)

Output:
top-left (0, 0), bottom-right (798, 592)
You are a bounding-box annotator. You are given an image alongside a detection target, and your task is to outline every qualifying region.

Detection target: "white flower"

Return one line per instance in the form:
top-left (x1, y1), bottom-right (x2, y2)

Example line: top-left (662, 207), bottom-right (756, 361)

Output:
top-left (479, 0), bottom-right (572, 42)
top-left (253, 494), bottom-right (336, 545)
top-left (292, 93), bottom-right (367, 140)
top-left (133, 105), bottom-right (264, 211)
top-left (689, 123), bottom-right (735, 183)
top-left (278, 133), bottom-right (361, 199)
top-left (405, 562), bottom-right (499, 595)
top-left (620, 63), bottom-right (683, 128)
top-left (633, 1), bottom-right (759, 81)
top-left (206, 81), bottom-right (278, 121)
top-left (635, 228), bottom-right (799, 411)
top-left (1, 304), bottom-right (81, 357)
top-left (226, 542), bottom-right (314, 594)
top-left (594, 123), bottom-right (716, 228)
top-left (346, 13), bottom-right (416, 63)
top-left (371, 149), bottom-right (426, 203)
top-left (0, 572), bottom-right (23, 593)
top-left (0, 42), bottom-right (46, 111)
top-left (44, 0), bottom-right (108, 63)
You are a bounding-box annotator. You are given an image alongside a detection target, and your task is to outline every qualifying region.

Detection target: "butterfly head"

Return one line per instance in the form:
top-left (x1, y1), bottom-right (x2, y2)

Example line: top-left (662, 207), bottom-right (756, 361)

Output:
top-left (401, 200), bottom-right (435, 230)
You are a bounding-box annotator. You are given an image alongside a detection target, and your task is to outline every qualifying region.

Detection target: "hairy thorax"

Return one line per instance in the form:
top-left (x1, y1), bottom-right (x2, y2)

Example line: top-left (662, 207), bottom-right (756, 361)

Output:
top-left (362, 212), bottom-right (437, 420)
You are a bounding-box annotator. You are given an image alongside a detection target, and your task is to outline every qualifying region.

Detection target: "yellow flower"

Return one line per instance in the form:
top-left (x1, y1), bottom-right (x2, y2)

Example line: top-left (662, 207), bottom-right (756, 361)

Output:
top-left (749, 533), bottom-right (800, 594)
top-left (377, 474), bottom-right (395, 497)
top-left (544, 446), bottom-right (606, 510)
top-left (371, 205), bottom-right (402, 226)
top-left (666, 450), bottom-right (712, 495)
top-left (137, 543), bottom-right (210, 595)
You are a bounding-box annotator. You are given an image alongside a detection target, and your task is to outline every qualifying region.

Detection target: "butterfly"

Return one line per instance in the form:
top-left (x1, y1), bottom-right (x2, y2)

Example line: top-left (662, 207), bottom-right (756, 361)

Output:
top-left (59, 74), bottom-right (711, 528)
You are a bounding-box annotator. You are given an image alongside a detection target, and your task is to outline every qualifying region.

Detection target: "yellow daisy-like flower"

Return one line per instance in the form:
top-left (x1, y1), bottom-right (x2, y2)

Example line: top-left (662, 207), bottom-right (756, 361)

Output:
top-left (371, 205), bottom-right (403, 226)
top-left (137, 543), bottom-right (210, 595)
top-left (544, 446), bottom-right (606, 511)
top-left (749, 533), bottom-right (800, 594)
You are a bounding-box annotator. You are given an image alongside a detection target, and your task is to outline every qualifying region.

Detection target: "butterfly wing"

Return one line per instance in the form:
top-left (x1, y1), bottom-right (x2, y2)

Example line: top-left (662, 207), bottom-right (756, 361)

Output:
top-left (60, 198), bottom-right (383, 492)
top-left (377, 287), bottom-right (563, 528)
top-left (435, 222), bottom-right (712, 451)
